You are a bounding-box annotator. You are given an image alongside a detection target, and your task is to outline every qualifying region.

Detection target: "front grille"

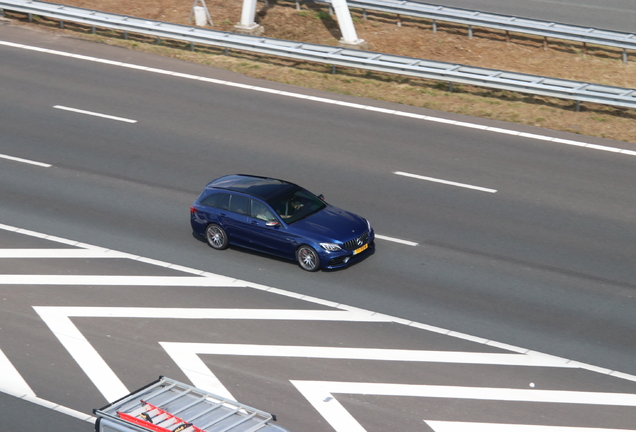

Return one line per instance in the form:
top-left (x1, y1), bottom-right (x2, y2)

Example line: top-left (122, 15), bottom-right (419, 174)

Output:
top-left (343, 230), bottom-right (369, 250)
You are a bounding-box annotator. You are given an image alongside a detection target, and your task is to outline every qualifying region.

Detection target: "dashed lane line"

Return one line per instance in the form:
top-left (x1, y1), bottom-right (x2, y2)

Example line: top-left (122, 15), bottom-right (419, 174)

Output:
top-left (375, 234), bottom-right (418, 246)
top-left (0, 152), bottom-right (51, 168)
top-left (53, 105), bottom-right (137, 123)
top-left (395, 171), bottom-right (498, 193)
top-left (1, 40), bottom-right (636, 158)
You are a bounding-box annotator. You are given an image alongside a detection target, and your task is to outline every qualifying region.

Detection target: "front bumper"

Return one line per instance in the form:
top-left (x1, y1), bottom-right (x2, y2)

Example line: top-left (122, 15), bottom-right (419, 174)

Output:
top-left (321, 231), bottom-right (375, 269)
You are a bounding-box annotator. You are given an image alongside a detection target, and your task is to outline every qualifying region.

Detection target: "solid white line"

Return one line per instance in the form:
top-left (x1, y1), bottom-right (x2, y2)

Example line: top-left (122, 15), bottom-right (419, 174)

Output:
top-left (158, 343), bottom-right (575, 367)
top-left (34, 308), bottom-right (129, 402)
top-left (0, 153), bottom-right (51, 167)
top-left (425, 421), bottom-right (633, 432)
top-left (53, 105), bottom-right (137, 123)
top-left (1, 222), bottom-right (635, 385)
top-left (395, 171), bottom-right (498, 193)
top-left (32, 306), bottom-right (391, 321)
top-left (0, 348), bottom-right (35, 397)
top-left (295, 380), bottom-right (636, 406)
top-left (293, 381), bottom-right (636, 432)
top-left (159, 344), bottom-right (234, 401)
top-left (375, 234), bottom-right (418, 246)
top-left (18, 394), bottom-right (95, 423)
top-left (0, 41), bottom-right (633, 157)
top-left (0, 249), bottom-right (132, 258)
top-left (33, 306), bottom-right (390, 401)
top-left (0, 275), bottom-right (243, 286)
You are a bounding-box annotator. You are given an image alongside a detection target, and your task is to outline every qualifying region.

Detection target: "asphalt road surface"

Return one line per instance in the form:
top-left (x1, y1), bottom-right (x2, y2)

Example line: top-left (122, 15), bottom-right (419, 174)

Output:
top-left (417, 0), bottom-right (636, 33)
top-left (1, 21), bottom-right (635, 432)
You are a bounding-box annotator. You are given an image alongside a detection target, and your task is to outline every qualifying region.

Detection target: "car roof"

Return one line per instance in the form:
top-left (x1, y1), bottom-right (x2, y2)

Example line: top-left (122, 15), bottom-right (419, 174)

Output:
top-left (205, 174), bottom-right (301, 202)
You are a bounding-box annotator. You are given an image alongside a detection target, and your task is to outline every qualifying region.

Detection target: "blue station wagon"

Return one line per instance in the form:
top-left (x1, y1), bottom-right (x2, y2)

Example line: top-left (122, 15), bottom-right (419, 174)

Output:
top-left (190, 174), bottom-right (374, 271)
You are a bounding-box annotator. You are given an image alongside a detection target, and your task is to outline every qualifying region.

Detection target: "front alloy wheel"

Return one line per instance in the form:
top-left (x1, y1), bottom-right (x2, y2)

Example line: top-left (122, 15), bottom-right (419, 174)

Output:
top-left (297, 245), bottom-right (320, 272)
top-left (205, 224), bottom-right (228, 250)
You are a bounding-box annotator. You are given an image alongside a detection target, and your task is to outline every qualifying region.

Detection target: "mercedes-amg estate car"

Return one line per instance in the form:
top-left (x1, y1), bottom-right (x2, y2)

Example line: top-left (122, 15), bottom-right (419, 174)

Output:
top-left (190, 174), bottom-right (374, 271)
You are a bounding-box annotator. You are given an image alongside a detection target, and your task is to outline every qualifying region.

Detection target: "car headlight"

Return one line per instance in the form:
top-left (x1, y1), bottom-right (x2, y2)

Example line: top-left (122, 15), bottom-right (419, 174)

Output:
top-left (320, 243), bottom-right (342, 252)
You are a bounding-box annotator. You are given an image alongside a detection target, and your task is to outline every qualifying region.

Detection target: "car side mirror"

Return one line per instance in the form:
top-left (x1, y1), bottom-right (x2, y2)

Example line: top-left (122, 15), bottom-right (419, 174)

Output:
top-left (266, 221), bottom-right (280, 227)
top-left (318, 194), bottom-right (325, 201)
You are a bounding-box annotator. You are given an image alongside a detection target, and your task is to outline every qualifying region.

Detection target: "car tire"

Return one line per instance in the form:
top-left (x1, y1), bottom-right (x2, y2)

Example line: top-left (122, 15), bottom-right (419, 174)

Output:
top-left (297, 245), bottom-right (320, 272)
top-left (205, 224), bottom-right (229, 250)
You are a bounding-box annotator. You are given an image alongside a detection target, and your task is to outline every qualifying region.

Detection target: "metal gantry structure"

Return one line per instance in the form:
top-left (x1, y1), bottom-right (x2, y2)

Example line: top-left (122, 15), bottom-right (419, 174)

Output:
top-left (0, 0), bottom-right (635, 110)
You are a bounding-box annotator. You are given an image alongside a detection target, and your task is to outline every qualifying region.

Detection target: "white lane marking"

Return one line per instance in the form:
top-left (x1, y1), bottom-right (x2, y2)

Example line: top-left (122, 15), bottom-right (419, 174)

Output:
top-left (293, 381), bottom-right (636, 432)
top-left (34, 307), bottom-right (392, 401)
top-left (0, 152), bottom-right (51, 167)
top-left (395, 171), bottom-right (498, 193)
top-left (160, 343), bottom-right (233, 400)
top-left (0, 249), bottom-right (132, 258)
top-left (53, 105), bottom-right (137, 123)
top-left (159, 342), bottom-right (573, 406)
top-left (425, 421), bottom-right (633, 432)
top-left (294, 381), bottom-right (636, 405)
top-left (159, 342), bottom-right (575, 367)
top-left (33, 306), bottom-right (391, 321)
top-left (0, 40), bottom-right (634, 157)
top-left (0, 275), bottom-right (245, 286)
top-left (33, 308), bottom-right (128, 403)
top-left (0, 222), bottom-right (632, 383)
top-left (375, 234), bottom-right (418, 246)
top-left (0, 348), bottom-right (35, 397)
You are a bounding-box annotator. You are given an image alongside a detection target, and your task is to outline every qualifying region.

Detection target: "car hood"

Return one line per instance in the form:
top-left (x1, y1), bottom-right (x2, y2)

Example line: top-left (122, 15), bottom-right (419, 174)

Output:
top-left (291, 205), bottom-right (368, 242)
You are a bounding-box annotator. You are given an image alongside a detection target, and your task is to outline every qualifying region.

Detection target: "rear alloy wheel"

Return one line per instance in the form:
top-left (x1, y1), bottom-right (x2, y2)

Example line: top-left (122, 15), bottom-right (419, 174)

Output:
top-left (205, 224), bottom-right (228, 250)
top-left (297, 245), bottom-right (320, 272)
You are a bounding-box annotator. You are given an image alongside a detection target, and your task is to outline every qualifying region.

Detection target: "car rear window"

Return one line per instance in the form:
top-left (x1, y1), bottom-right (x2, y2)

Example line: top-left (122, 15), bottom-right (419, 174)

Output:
top-left (201, 193), bottom-right (230, 210)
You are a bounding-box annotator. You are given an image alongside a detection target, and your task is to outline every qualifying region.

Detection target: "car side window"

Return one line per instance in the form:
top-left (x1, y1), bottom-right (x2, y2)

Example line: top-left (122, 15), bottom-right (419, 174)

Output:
top-left (201, 193), bottom-right (230, 210)
top-left (250, 199), bottom-right (277, 222)
top-left (229, 194), bottom-right (250, 215)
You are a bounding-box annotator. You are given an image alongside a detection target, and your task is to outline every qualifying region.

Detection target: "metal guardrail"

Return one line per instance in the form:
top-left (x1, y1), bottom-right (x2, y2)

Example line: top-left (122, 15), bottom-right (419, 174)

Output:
top-left (1, 0), bottom-right (635, 110)
top-left (317, 0), bottom-right (636, 63)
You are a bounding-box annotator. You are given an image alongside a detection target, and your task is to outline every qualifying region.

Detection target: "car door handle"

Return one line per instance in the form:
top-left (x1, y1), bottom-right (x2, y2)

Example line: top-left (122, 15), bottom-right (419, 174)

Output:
top-left (251, 220), bottom-right (259, 225)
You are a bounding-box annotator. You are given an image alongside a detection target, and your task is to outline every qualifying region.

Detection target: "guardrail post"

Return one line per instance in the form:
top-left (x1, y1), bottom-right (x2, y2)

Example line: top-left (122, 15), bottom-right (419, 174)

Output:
top-left (432, 19), bottom-right (436, 33)
top-left (575, 101), bottom-right (581, 112)
top-left (505, 30), bottom-right (510, 43)
top-left (91, 25), bottom-right (95, 35)
top-left (543, 36), bottom-right (548, 51)
top-left (468, 25), bottom-right (472, 39)
top-left (623, 49), bottom-right (628, 64)
top-left (295, 0), bottom-right (300, 11)
top-left (397, 14), bottom-right (401, 27)
top-left (59, 19), bottom-right (64, 29)
top-left (363, 9), bottom-right (367, 20)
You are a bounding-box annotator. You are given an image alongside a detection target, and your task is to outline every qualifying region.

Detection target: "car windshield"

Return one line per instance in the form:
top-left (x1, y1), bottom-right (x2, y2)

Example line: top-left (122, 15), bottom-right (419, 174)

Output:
top-left (268, 189), bottom-right (326, 224)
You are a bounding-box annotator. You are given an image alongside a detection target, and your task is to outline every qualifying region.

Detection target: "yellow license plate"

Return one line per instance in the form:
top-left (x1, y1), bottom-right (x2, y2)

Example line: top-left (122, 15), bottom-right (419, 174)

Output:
top-left (353, 243), bottom-right (368, 255)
